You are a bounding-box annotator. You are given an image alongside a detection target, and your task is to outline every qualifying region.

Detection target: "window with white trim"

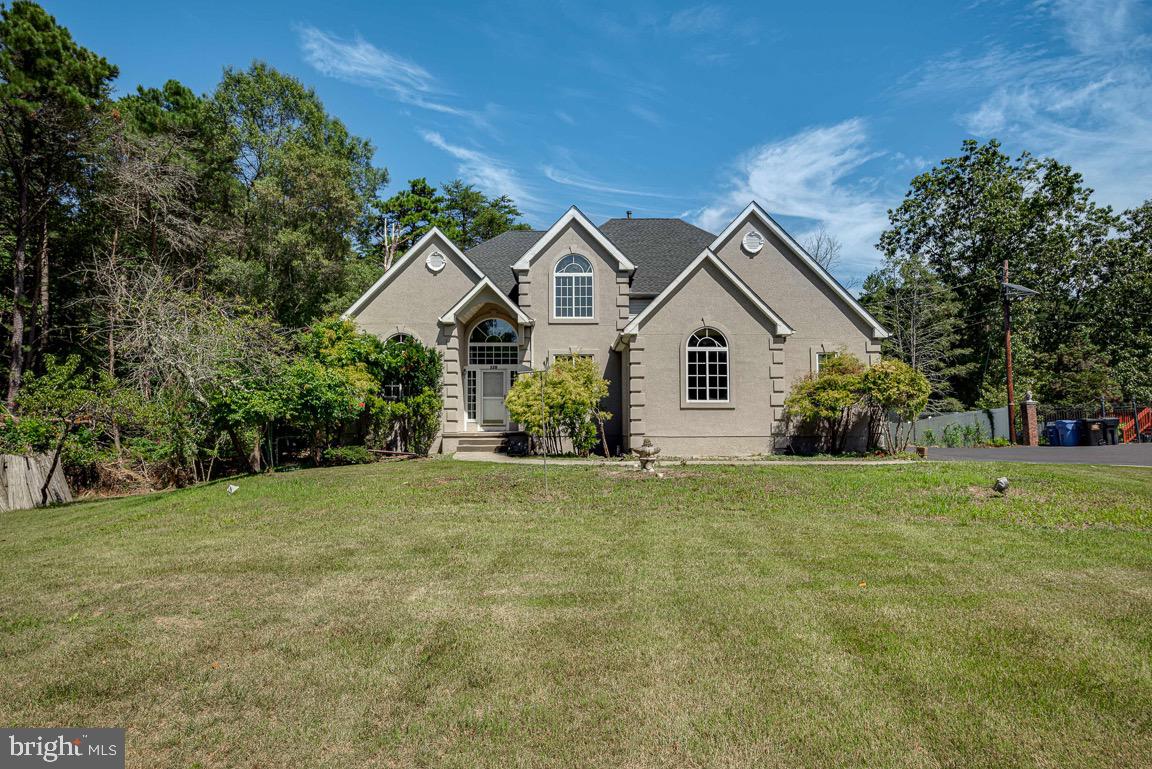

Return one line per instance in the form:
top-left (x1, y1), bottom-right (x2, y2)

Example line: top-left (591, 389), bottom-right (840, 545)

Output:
top-left (465, 370), bottom-right (477, 420)
top-left (468, 319), bottom-right (519, 366)
top-left (815, 352), bottom-right (832, 375)
top-left (553, 352), bottom-right (594, 365)
top-left (554, 254), bottom-right (593, 318)
top-left (686, 328), bottom-right (729, 402)
top-left (386, 332), bottom-right (413, 344)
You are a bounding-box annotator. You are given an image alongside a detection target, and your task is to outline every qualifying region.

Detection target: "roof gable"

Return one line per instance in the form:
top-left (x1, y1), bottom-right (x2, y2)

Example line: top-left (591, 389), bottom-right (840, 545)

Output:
top-left (710, 202), bottom-right (888, 339)
top-left (622, 249), bottom-right (793, 337)
top-left (511, 206), bottom-right (636, 272)
top-left (344, 227), bottom-right (484, 319)
top-left (438, 277), bottom-right (533, 326)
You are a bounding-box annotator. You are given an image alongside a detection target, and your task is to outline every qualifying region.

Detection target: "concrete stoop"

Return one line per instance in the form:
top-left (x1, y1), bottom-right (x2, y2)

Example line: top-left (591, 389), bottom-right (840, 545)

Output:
top-left (450, 432), bottom-right (525, 454)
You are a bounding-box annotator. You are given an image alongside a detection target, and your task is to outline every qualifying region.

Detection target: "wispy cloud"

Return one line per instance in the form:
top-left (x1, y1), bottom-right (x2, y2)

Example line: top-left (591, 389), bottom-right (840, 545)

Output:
top-left (298, 25), bottom-right (481, 122)
top-left (910, 0), bottom-right (1152, 210)
top-left (420, 131), bottom-right (543, 217)
top-left (1037, 0), bottom-right (1149, 54)
top-left (693, 119), bottom-right (891, 276)
top-left (667, 4), bottom-right (728, 35)
top-left (541, 166), bottom-right (688, 200)
top-left (627, 104), bottom-right (663, 126)
top-left (663, 4), bottom-right (763, 63)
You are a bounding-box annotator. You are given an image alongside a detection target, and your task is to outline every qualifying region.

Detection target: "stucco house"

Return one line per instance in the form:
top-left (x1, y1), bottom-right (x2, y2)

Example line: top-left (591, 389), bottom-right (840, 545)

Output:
top-left (345, 201), bottom-right (887, 456)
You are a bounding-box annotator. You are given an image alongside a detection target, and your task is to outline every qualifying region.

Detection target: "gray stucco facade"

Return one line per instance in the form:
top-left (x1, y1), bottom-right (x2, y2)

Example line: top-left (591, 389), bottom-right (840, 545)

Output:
top-left (345, 202), bottom-right (887, 456)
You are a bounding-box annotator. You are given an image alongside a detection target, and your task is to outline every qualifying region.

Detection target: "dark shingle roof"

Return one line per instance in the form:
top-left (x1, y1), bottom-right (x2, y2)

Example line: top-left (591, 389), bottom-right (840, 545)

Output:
top-left (463, 218), bottom-right (716, 297)
top-left (464, 229), bottom-right (543, 296)
top-left (598, 218), bottom-right (715, 294)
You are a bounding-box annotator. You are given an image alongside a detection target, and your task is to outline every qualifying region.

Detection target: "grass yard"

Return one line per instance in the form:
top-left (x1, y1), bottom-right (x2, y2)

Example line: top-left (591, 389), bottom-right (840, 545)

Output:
top-left (1, 459), bottom-right (1150, 768)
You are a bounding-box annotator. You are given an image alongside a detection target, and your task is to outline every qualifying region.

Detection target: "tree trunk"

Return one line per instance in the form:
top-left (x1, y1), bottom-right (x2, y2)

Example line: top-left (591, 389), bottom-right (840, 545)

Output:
top-left (250, 431), bottom-right (263, 473)
top-left (311, 429), bottom-right (324, 465)
top-left (34, 213), bottom-right (49, 363)
top-left (106, 228), bottom-right (122, 459)
top-left (6, 130), bottom-right (31, 409)
top-left (41, 417), bottom-right (74, 506)
top-left (226, 426), bottom-right (259, 474)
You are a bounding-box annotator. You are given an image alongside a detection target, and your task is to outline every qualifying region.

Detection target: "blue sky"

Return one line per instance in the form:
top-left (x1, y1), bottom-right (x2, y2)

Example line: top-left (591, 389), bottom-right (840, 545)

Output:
top-left (48, 0), bottom-right (1152, 283)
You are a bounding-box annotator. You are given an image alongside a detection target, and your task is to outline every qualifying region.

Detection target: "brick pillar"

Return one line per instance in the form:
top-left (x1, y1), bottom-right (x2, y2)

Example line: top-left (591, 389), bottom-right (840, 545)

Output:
top-left (1022, 394), bottom-right (1039, 447)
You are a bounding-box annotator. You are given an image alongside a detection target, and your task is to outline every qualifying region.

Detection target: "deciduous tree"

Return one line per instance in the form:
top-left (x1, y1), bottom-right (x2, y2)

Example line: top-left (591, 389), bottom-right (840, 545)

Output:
top-left (878, 139), bottom-right (1115, 406)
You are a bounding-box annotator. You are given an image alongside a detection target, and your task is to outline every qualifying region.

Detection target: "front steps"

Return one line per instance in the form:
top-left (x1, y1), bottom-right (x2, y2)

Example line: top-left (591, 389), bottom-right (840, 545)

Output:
top-left (450, 432), bottom-right (526, 454)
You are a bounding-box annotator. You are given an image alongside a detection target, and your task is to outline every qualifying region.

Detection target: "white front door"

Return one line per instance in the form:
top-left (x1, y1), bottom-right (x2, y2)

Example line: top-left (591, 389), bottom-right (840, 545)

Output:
top-left (480, 370), bottom-right (508, 428)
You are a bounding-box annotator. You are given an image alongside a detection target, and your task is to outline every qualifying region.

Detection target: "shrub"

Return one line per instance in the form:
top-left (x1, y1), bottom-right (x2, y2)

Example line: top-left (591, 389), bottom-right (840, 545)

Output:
top-left (962, 423), bottom-right (986, 446)
top-left (376, 388), bottom-right (442, 456)
top-left (939, 422), bottom-right (988, 447)
top-left (280, 358), bottom-right (366, 463)
top-left (0, 416), bottom-right (55, 454)
top-left (784, 353), bottom-right (866, 453)
top-left (505, 356), bottom-right (611, 456)
top-left (321, 445), bottom-right (376, 466)
top-left (295, 317), bottom-right (444, 458)
top-left (861, 359), bottom-right (930, 453)
top-left (921, 429), bottom-right (937, 447)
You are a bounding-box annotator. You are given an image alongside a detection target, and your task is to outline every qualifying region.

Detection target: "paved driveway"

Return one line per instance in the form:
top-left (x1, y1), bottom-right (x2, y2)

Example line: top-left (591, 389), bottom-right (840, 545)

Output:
top-left (927, 443), bottom-right (1152, 467)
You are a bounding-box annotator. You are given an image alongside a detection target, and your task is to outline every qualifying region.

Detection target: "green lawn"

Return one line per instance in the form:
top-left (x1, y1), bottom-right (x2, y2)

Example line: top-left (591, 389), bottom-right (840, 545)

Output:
top-left (2, 459), bottom-right (1150, 768)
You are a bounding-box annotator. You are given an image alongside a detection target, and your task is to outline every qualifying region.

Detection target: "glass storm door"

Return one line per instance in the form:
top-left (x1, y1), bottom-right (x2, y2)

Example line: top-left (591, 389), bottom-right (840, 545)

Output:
top-left (481, 371), bottom-right (508, 427)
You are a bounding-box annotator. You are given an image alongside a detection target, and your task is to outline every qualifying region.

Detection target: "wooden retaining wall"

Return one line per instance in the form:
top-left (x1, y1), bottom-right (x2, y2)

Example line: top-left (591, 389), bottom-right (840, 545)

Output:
top-left (0, 454), bottom-right (72, 512)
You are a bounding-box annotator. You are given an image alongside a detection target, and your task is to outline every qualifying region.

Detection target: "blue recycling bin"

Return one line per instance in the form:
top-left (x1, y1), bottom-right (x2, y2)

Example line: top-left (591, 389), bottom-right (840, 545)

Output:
top-left (1043, 423), bottom-right (1060, 446)
top-left (1054, 419), bottom-right (1080, 446)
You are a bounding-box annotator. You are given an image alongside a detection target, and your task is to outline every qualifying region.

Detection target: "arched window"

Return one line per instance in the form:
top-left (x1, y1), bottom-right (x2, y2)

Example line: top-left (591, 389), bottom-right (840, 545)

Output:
top-left (468, 318), bottom-right (519, 365)
top-left (554, 254), bottom-right (593, 318)
top-left (386, 332), bottom-right (413, 344)
top-left (686, 328), bottom-right (729, 402)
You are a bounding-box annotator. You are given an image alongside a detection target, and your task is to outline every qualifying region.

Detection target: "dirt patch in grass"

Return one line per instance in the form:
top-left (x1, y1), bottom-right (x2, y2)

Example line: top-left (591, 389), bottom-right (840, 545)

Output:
top-left (966, 484), bottom-right (1008, 500)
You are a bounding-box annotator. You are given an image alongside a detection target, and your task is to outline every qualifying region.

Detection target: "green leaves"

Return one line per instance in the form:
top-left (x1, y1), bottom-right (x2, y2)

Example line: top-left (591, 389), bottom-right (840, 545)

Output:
top-left (369, 177), bottom-right (530, 260)
top-left (786, 354), bottom-right (930, 453)
top-left (875, 138), bottom-right (1134, 406)
top-left (210, 62), bottom-right (386, 327)
top-left (506, 356), bottom-right (611, 456)
top-left (292, 317), bottom-right (443, 456)
top-left (786, 353), bottom-right (865, 423)
top-left (861, 359), bottom-right (930, 423)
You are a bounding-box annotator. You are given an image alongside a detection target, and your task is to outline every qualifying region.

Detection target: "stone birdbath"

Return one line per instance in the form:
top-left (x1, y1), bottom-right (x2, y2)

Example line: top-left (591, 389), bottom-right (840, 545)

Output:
top-left (632, 438), bottom-right (661, 472)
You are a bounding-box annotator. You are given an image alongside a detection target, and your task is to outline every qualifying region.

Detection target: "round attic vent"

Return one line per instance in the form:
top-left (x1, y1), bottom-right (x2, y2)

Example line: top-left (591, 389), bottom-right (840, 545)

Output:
top-left (742, 229), bottom-right (765, 255)
top-left (426, 250), bottom-right (446, 273)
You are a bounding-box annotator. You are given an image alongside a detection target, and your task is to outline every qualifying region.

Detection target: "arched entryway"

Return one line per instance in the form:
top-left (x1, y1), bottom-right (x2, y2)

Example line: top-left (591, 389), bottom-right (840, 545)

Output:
top-left (465, 318), bottom-right (521, 430)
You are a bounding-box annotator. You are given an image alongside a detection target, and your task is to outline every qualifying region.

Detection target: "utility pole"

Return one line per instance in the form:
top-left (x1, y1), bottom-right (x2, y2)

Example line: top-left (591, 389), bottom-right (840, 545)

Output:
top-left (1000, 262), bottom-right (1040, 445)
top-left (1002, 260), bottom-right (1016, 444)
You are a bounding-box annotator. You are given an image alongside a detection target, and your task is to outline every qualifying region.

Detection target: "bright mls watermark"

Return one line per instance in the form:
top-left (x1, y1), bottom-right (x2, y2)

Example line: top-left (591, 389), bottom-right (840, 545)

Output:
top-left (1, 729), bottom-right (123, 768)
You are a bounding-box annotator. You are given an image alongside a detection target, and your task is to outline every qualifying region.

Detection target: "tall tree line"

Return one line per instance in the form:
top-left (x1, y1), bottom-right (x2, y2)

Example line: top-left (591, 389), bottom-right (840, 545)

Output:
top-left (0, 2), bottom-right (531, 489)
top-left (862, 139), bottom-right (1152, 409)
top-left (0, 1), bottom-right (530, 409)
